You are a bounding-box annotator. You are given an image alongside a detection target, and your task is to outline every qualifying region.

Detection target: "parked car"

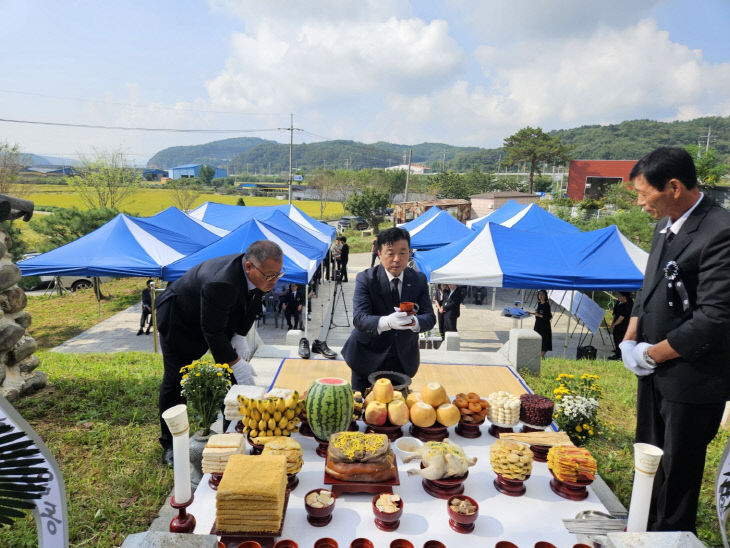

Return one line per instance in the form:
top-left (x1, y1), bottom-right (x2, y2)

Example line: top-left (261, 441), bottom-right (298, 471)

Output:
top-left (21, 253), bottom-right (111, 291)
top-left (337, 216), bottom-right (369, 230)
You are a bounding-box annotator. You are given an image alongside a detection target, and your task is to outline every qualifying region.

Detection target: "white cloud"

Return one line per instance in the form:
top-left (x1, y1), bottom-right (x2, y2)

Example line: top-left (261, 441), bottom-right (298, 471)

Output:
top-left (368, 19), bottom-right (730, 147)
top-left (204, 13), bottom-right (466, 112)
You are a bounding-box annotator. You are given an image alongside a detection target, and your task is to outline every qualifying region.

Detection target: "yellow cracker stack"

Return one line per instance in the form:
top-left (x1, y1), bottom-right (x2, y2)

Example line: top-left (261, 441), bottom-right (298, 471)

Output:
top-left (202, 433), bottom-right (245, 474)
top-left (489, 439), bottom-right (533, 480)
top-left (261, 437), bottom-right (303, 475)
top-left (216, 454), bottom-right (287, 533)
top-left (547, 445), bottom-right (597, 483)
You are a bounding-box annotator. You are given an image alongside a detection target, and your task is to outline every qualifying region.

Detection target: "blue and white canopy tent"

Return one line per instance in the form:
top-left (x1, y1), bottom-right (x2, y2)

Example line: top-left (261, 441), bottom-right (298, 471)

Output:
top-left (398, 206), bottom-right (472, 250)
top-left (162, 210), bottom-right (328, 284)
top-left (414, 221), bottom-right (648, 355)
top-left (18, 208), bottom-right (220, 279)
top-left (466, 199), bottom-right (527, 229)
top-left (469, 202), bottom-right (578, 234)
top-left (188, 202), bottom-right (336, 244)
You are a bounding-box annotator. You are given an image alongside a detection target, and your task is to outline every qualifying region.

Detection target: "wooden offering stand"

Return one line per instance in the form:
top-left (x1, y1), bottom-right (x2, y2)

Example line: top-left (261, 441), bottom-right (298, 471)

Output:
top-left (214, 491), bottom-right (289, 548)
top-left (299, 418), bottom-right (314, 438)
top-left (549, 470), bottom-right (591, 501)
top-left (493, 473), bottom-right (529, 497)
top-left (348, 420), bottom-right (360, 432)
top-left (455, 417), bottom-right (484, 438)
top-left (208, 473), bottom-right (223, 490)
top-left (530, 444), bottom-right (550, 462)
top-left (372, 493), bottom-right (403, 532)
top-left (421, 466), bottom-right (468, 499)
top-left (488, 423), bottom-right (515, 438)
top-left (324, 458), bottom-right (400, 496)
top-left (313, 436), bottom-right (329, 458)
top-left (247, 435), bottom-right (264, 455)
top-left (235, 420), bottom-right (244, 434)
top-left (410, 423), bottom-right (448, 442)
top-left (169, 494), bottom-right (196, 533)
top-left (286, 473), bottom-right (299, 491)
top-left (520, 422), bottom-right (548, 433)
top-left (365, 421), bottom-right (404, 441)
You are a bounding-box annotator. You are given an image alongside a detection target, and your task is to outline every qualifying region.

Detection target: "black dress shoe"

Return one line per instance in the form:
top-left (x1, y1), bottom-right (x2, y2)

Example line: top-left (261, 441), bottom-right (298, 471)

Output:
top-left (136, 329), bottom-right (143, 336)
top-left (312, 339), bottom-right (337, 359)
top-left (298, 337), bottom-right (311, 359)
top-left (162, 448), bottom-right (174, 467)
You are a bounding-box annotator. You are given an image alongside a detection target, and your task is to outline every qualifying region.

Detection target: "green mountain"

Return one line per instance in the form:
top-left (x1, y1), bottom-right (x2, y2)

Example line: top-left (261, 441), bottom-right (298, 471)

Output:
top-left (146, 137), bottom-right (275, 168)
top-left (146, 115), bottom-right (730, 173)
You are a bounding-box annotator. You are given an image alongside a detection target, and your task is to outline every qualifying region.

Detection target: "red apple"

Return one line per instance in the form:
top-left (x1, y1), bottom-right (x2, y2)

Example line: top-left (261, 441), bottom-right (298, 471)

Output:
top-left (365, 401), bottom-right (388, 426)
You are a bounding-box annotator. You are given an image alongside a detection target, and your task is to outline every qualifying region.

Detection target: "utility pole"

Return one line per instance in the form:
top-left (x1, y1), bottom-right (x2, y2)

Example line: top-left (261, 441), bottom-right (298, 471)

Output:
top-left (277, 113), bottom-right (302, 204)
top-left (705, 125), bottom-right (712, 153)
top-left (442, 148), bottom-right (446, 172)
top-left (404, 148), bottom-right (412, 203)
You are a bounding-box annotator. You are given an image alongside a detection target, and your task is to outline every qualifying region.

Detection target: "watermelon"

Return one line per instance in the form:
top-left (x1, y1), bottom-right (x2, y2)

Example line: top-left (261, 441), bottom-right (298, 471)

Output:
top-left (305, 377), bottom-right (354, 442)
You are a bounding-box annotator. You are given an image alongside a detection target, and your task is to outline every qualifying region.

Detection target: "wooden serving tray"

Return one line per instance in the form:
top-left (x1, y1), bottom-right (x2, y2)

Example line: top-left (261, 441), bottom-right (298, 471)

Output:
top-left (324, 456), bottom-right (400, 496)
top-left (213, 489), bottom-right (289, 548)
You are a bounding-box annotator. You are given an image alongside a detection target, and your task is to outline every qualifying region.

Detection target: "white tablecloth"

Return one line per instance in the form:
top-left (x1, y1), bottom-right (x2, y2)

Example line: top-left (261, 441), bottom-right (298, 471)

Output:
top-left (189, 424), bottom-right (607, 547)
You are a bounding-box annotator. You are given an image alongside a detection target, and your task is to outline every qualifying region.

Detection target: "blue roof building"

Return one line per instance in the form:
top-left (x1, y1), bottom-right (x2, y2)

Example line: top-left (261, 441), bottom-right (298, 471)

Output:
top-left (168, 164), bottom-right (227, 180)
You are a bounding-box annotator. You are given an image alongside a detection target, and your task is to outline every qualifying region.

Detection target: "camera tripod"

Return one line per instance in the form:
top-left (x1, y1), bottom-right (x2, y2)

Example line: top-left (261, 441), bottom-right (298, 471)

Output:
top-left (328, 279), bottom-right (350, 329)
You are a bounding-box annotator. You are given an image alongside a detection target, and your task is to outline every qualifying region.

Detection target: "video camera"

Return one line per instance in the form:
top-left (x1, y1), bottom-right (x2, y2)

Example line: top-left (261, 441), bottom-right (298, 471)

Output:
top-left (0, 194), bottom-right (34, 223)
top-left (333, 269), bottom-right (343, 283)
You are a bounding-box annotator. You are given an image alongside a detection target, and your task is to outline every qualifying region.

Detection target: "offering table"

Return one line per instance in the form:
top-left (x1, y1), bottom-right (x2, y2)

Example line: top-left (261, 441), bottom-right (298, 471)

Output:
top-left (189, 361), bottom-right (611, 547)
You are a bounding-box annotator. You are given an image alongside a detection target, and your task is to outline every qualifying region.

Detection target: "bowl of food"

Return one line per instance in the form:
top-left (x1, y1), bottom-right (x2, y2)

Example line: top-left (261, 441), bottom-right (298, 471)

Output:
top-left (372, 492), bottom-right (403, 531)
top-left (447, 495), bottom-right (479, 533)
top-left (305, 488), bottom-right (336, 526)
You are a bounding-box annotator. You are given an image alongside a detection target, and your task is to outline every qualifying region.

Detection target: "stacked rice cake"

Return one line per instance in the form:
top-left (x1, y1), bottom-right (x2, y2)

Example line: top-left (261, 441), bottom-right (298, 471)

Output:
top-left (224, 385), bottom-right (266, 421)
top-left (216, 454), bottom-right (287, 533)
top-left (202, 433), bottom-right (245, 474)
top-left (260, 437), bottom-right (303, 475)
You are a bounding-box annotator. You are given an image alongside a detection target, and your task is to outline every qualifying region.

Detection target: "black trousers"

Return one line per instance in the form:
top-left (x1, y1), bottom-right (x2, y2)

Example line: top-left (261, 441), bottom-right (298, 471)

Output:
top-left (636, 375), bottom-right (724, 533)
top-left (285, 309), bottom-right (300, 329)
top-left (140, 307), bottom-right (151, 329)
top-left (158, 339), bottom-right (198, 450)
top-left (350, 354), bottom-right (411, 393)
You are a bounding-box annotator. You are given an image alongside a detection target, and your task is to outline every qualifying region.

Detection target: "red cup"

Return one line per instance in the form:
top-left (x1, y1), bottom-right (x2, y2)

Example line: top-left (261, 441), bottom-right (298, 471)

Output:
top-left (390, 540), bottom-right (414, 548)
top-left (350, 539), bottom-right (374, 548)
top-left (314, 539), bottom-right (338, 548)
top-left (274, 541), bottom-right (299, 548)
top-left (399, 301), bottom-right (419, 315)
top-left (372, 493), bottom-right (404, 531)
top-left (495, 543), bottom-right (519, 548)
top-left (535, 543), bottom-right (557, 548)
top-left (423, 542), bottom-right (446, 548)
top-left (236, 542), bottom-right (262, 548)
top-left (305, 488), bottom-right (336, 526)
top-left (447, 494), bottom-right (479, 533)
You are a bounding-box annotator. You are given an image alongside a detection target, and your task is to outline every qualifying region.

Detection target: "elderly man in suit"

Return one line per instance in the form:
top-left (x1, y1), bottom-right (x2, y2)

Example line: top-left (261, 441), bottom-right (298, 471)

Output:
top-left (342, 227), bottom-right (436, 392)
top-left (155, 240), bottom-right (284, 466)
top-left (620, 147), bottom-right (730, 533)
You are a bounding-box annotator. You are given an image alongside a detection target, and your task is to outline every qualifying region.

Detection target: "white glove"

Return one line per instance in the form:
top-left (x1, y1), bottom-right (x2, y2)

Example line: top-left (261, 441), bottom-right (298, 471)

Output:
top-left (231, 359), bottom-right (256, 385)
top-left (620, 340), bottom-right (653, 377)
top-left (632, 342), bottom-right (658, 371)
top-left (410, 316), bottom-right (420, 332)
top-left (385, 310), bottom-right (413, 330)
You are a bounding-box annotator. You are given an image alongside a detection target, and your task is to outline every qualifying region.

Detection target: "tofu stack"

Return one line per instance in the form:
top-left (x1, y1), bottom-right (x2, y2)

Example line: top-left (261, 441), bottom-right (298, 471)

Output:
top-left (216, 454), bottom-right (288, 533)
top-left (202, 433), bottom-right (245, 475)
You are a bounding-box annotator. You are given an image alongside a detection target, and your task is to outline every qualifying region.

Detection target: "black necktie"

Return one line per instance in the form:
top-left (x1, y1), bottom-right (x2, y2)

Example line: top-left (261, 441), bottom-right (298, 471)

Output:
top-left (665, 230), bottom-right (675, 243)
top-left (391, 278), bottom-right (400, 307)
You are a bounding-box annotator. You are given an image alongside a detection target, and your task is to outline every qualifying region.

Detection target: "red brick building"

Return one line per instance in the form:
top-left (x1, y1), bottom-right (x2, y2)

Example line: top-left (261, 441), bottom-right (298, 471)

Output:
top-left (566, 160), bottom-right (637, 200)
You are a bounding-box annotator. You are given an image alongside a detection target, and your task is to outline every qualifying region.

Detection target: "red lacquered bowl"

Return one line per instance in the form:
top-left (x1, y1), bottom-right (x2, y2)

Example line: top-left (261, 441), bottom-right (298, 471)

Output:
top-left (304, 488), bottom-right (336, 526)
top-left (349, 539), bottom-right (374, 548)
top-left (314, 539), bottom-right (338, 548)
top-left (423, 541), bottom-right (446, 548)
top-left (447, 494), bottom-right (479, 533)
top-left (390, 540), bottom-right (414, 548)
top-left (372, 493), bottom-right (404, 531)
top-left (274, 541), bottom-right (298, 548)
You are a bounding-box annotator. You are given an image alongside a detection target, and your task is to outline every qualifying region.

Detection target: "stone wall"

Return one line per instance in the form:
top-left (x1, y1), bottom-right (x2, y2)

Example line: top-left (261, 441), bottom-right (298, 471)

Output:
top-left (0, 227), bottom-right (43, 401)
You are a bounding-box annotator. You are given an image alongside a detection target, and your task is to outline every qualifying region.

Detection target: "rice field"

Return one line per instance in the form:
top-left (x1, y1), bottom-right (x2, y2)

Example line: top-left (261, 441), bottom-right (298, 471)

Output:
top-left (21, 184), bottom-right (346, 219)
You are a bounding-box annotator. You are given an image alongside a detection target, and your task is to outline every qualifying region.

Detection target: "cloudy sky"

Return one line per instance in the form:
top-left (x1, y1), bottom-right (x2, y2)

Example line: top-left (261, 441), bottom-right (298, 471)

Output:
top-left (1, 0), bottom-right (729, 164)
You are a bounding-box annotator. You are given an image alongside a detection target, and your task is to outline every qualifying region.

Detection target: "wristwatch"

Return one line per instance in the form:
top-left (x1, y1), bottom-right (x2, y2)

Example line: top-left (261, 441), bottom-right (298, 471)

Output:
top-left (643, 346), bottom-right (657, 367)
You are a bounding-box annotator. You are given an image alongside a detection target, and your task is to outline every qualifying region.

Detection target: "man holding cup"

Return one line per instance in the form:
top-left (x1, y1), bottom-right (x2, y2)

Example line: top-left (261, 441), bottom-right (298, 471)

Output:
top-left (342, 227), bottom-right (436, 392)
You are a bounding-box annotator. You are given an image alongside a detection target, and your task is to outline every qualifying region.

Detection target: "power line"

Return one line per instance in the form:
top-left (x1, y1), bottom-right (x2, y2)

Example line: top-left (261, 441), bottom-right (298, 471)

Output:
top-left (0, 88), bottom-right (286, 116)
top-left (0, 117), bottom-right (281, 134)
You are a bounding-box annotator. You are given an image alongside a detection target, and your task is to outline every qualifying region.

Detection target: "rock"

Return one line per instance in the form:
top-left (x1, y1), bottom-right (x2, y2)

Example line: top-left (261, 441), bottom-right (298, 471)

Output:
top-left (17, 355), bottom-right (39, 373)
top-left (19, 371), bottom-right (46, 396)
top-left (4, 388), bottom-right (19, 402)
top-left (7, 334), bottom-right (37, 364)
top-left (12, 311), bottom-right (31, 329)
top-left (1, 287), bottom-right (26, 313)
top-left (0, 264), bottom-right (20, 291)
top-left (0, 322), bottom-right (26, 352)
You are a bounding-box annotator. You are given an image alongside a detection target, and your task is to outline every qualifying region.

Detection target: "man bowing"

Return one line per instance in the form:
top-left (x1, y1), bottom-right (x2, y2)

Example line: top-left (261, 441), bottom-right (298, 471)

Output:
top-left (342, 227), bottom-right (436, 392)
top-left (621, 147), bottom-right (730, 533)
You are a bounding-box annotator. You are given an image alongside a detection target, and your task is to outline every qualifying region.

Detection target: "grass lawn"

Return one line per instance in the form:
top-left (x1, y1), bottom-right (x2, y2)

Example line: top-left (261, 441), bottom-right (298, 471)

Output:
top-left (521, 358), bottom-right (729, 546)
top-left (22, 184), bottom-right (346, 219)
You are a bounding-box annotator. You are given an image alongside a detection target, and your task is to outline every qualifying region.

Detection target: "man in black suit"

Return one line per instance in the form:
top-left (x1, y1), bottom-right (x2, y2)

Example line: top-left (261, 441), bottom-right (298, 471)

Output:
top-left (620, 147), bottom-right (730, 533)
top-left (155, 240), bottom-right (284, 465)
top-left (338, 236), bottom-right (350, 282)
top-left (442, 284), bottom-right (464, 333)
top-left (341, 227), bottom-right (436, 392)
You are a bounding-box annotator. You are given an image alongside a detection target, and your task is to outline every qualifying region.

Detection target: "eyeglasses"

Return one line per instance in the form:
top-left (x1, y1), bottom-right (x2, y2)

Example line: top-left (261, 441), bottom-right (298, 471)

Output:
top-left (250, 262), bottom-right (286, 281)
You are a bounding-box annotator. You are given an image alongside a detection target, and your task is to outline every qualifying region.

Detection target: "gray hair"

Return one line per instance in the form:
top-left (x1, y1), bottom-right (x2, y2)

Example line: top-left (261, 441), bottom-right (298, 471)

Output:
top-left (244, 240), bottom-right (283, 264)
